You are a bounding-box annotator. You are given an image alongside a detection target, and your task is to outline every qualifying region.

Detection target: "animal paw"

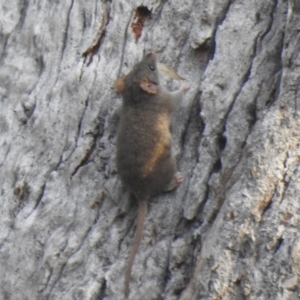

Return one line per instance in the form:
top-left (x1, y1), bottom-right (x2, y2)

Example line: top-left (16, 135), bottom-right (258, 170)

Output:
top-left (174, 172), bottom-right (183, 185)
top-left (180, 83), bottom-right (190, 92)
top-left (164, 172), bottom-right (183, 192)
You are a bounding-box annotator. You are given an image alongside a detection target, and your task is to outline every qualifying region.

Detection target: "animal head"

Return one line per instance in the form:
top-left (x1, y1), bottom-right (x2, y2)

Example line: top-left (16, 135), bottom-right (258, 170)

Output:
top-left (115, 52), bottom-right (160, 95)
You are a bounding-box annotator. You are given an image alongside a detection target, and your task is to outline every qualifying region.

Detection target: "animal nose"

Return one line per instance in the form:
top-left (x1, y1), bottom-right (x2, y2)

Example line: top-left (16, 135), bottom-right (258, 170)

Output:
top-left (147, 51), bottom-right (156, 58)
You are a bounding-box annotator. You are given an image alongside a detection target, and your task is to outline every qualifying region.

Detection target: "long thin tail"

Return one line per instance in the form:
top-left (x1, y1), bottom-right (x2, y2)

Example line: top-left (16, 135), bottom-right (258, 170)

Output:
top-left (124, 199), bottom-right (148, 298)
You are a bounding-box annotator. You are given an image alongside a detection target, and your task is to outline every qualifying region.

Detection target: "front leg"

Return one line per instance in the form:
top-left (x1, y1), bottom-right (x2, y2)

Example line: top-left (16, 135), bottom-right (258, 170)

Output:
top-left (166, 83), bottom-right (190, 111)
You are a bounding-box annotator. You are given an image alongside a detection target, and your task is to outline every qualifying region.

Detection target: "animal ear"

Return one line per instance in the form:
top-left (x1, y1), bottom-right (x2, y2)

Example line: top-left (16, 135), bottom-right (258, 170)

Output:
top-left (114, 77), bottom-right (126, 93)
top-left (140, 77), bottom-right (158, 94)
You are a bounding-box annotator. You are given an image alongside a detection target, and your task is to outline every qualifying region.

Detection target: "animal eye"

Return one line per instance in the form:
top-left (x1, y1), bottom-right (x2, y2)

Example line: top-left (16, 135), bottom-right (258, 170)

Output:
top-left (149, 65), bottom-right (155, 71)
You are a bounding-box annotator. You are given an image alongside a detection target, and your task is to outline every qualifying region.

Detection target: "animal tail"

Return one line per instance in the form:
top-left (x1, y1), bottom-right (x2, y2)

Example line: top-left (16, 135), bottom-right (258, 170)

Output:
top-left (124, 198), bottom-right (148, 298)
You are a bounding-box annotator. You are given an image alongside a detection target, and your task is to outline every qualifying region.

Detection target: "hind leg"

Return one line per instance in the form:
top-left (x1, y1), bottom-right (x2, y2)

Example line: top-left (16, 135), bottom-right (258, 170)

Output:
top-left (164, 172), bottom-right (183, 192)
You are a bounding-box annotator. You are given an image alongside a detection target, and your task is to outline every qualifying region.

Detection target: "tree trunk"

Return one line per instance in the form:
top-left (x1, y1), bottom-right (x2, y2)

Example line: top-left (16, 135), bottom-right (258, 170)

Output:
top-left (1, 1), bottom-right (299, 299)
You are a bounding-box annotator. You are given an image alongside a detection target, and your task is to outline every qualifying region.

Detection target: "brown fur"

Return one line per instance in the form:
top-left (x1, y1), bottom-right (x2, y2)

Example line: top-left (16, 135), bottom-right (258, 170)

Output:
top-left (115, 52), bottom-right (187, 297)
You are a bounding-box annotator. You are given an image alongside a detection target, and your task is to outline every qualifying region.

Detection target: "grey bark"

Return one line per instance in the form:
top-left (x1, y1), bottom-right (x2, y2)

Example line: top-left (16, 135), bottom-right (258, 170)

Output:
top-left (0, 0), bottom-right (299, 300)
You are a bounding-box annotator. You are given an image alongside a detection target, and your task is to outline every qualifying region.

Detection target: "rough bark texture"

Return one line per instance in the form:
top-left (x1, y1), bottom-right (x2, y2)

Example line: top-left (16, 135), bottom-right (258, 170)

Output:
top-left (1, 0), bottom-right (299, 299)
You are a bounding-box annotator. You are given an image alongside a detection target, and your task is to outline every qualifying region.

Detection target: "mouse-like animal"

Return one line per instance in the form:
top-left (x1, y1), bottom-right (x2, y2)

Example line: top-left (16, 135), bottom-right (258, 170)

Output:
top-left (115, 52), bottom-right (189, 297)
